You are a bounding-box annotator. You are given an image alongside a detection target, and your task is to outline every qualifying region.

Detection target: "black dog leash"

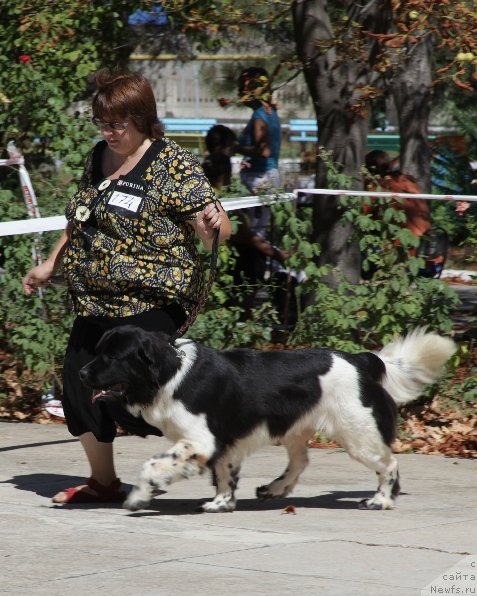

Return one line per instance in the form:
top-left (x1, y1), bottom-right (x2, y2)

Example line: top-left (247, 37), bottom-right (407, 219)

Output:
top-left (169, 226), bottom-right (220, 347)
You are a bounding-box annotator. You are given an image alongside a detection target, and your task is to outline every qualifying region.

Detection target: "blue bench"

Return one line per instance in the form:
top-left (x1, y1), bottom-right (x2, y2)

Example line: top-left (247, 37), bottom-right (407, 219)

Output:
top-left (289, 119), bottom-right (318, 142)
top-left (161, 118), bottom-right (218, 154)
top-left (161, 118), bottom-right (217, 133)
top-left (289, 120), bottom-right (403, 153)
top-left (288, 121), bottom-right (402, 147)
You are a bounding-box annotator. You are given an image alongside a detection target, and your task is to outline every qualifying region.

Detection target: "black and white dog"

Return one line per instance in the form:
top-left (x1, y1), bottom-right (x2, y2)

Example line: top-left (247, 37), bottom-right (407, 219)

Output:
top-left (79, 326), bottom-right (456, 512)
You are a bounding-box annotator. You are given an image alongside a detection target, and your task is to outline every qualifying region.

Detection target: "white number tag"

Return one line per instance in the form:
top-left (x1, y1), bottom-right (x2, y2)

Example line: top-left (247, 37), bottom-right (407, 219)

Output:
top-left (108, 191), bottom-right (142, 212)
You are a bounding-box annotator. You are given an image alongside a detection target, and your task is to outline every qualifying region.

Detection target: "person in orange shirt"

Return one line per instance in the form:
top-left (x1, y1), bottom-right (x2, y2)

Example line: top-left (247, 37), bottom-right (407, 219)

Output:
top-left (364, 150), bottom-right (431, 239)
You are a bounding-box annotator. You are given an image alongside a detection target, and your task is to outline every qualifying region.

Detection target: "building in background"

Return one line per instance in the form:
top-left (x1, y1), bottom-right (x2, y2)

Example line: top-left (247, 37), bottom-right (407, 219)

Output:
top-left (130, 55), bottom-right (315, 125)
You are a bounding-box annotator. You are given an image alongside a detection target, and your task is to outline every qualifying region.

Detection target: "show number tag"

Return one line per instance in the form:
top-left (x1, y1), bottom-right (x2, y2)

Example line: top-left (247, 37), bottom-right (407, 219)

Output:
top-left (108, 191), bottom-right (142, 212)
top-left (106, 177), bottom-right (145, 216)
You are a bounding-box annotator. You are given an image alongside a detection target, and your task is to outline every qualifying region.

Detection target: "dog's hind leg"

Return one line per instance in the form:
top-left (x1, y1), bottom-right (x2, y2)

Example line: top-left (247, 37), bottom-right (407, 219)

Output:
top-left (199, 457), bottom-right (242, 513)
top-left (341, 436), bottom-right (400, 510)
top-left (256, 435), bottom-right (310, 500)
top-left (124, 439), bottom-right (209, 511)
top-left (357, 452), bottom-right (400, 510)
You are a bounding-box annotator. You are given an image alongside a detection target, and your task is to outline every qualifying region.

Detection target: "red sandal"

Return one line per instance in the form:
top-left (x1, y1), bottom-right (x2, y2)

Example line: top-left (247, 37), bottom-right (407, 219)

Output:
top-left (53, 478), bottom-right (126, 504)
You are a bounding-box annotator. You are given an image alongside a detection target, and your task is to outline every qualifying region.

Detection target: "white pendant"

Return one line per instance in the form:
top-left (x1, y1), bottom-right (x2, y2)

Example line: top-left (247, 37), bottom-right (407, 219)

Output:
top-left (75, 205), bottom-right (91, 222)
top-left (98, 179), bottom-right (111, 191)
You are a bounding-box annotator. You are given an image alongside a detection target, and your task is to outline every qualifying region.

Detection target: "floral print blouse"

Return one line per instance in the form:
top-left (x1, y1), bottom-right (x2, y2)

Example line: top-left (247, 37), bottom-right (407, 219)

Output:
top-left (63, 138), bottom-right (216, 318)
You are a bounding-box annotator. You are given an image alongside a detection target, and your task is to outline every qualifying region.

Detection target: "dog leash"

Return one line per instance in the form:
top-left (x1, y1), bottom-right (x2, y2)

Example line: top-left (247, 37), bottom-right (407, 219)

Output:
top-left (168, 226), bottom-right (220, 348)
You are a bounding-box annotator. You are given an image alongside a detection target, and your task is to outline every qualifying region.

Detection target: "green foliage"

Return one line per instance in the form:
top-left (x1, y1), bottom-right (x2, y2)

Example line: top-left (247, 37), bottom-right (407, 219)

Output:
top-left (430, 106), bottom-right (477, 246)
top-left (0, 1), bottom-right (148, 397)
top-left (186, 148), bottom-right (461, 353)
top-left (0, 1), bottom-right (143, 174)
top-left (439, 344), bottom-right (477, 413)
top-left (187, 302), bottom-right (279, 350)
top-left (288, 161), bottom-right (457, 355)
top-left (0, 185), bottom-right (73, 391)
top-left (287, 152), bottom-right (460, 351)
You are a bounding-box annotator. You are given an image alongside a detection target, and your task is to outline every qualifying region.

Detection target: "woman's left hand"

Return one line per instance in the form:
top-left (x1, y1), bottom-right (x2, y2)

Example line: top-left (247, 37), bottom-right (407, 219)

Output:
top-left (190, 202), bottom-right (232, 250)
top-left (202, 203), bottom-right (222, 230)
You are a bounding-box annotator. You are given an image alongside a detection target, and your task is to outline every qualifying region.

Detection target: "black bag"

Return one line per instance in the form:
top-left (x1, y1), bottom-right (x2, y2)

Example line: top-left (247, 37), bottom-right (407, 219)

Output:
top-left (417, 226), bottom-right (448, 278)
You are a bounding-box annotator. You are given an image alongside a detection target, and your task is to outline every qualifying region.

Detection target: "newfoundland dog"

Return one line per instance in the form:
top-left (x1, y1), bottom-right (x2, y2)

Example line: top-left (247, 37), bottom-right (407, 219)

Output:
top-left (79, 326), bottom-right (455, 512)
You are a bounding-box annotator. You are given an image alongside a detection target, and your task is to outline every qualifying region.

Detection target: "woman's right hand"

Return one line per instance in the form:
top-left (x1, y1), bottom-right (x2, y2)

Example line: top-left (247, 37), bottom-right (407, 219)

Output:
top-left (22, 261), bottom-right (55, 295)
top-left (22, 224), bottom-right (71, 294)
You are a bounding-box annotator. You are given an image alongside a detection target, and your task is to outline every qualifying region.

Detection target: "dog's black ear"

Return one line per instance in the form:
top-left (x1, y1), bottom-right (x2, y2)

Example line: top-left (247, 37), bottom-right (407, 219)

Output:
top-left (95, 328), bottom-right (114, 353)
top-left (137, 333), bottom-right (181, 387)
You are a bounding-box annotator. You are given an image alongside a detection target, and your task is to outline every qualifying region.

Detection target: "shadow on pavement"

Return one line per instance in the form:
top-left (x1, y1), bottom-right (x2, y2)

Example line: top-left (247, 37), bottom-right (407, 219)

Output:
top-left (125, 491), bottom-right (377, 516)
top-left (4, 473), bottom-right (408, 513)
top-left (1, 473), bottom-right (98, 499)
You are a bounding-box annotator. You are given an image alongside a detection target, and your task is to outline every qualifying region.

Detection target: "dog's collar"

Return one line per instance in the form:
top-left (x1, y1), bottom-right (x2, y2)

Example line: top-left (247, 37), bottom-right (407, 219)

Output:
top-left (169, 341), bottom-right (186, 360)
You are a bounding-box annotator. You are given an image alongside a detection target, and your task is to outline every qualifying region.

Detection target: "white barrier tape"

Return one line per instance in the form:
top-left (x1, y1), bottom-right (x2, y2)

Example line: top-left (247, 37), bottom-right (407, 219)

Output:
top-left (0, 215), bottom-right (67, 236)
top-left (0, 194), bottom-right (295, 237)
top-left (1, 187), bottom-right (476, 237)
top-left (293, 188), bottom-right (477, 202)
top-left (221, 193), bottom-right (293, 211)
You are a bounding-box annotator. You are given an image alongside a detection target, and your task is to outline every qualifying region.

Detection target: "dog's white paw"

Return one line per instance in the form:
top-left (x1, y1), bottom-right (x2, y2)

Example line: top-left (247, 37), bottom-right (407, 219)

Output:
top-left (358, 495), bottom-right (395, 510)
top-left (123, 489), bottom-right (152, 512)
top-left (198, 495), bottom-right (236, 513)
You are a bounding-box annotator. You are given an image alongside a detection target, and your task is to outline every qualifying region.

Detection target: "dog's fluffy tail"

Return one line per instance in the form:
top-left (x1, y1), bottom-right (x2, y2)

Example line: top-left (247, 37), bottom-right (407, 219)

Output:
top-left (377, 328), bottom-right (457, 406)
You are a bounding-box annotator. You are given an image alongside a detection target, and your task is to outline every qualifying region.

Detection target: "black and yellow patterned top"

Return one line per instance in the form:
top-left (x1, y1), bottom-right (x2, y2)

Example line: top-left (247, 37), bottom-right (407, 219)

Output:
top-left (63, 138), bottom-right (216, 318)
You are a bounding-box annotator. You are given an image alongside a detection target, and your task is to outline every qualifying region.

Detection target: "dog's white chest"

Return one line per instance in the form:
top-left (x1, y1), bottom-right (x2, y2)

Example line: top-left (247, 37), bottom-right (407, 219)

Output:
top-left (141, 396), bottom-right (215, 452)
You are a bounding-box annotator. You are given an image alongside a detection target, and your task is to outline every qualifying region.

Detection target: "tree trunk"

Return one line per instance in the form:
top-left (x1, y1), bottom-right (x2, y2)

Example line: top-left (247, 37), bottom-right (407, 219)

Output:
top-left (291, 0), bottom-right (392, 286)
top-left (391, 35), bottom-right (433, 192)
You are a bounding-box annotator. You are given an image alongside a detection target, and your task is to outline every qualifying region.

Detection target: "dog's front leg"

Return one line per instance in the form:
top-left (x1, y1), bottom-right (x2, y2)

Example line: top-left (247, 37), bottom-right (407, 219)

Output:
top-left (124, 439), bottom-right (209, 511)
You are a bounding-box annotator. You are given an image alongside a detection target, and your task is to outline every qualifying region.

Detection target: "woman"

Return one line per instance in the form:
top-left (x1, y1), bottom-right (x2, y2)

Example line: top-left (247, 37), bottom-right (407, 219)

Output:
top-left (233, 67), bottom-right (281, 194)
top-left (22, 69), bottom-right (231, 504)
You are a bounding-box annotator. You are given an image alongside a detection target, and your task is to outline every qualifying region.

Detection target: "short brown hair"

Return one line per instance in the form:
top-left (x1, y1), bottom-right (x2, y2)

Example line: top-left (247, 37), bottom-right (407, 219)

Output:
top-left (92, 69), bottom-right (164, 138)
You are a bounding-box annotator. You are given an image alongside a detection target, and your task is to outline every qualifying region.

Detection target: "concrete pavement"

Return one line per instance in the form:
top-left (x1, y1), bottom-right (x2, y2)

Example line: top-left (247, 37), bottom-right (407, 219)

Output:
top-left (1, 421), bottom-right (476, 596)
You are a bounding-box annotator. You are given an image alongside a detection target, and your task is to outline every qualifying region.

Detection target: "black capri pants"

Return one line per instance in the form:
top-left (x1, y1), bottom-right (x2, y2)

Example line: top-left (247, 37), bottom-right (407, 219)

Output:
top-left (62, 305), bottom-right (186, 442)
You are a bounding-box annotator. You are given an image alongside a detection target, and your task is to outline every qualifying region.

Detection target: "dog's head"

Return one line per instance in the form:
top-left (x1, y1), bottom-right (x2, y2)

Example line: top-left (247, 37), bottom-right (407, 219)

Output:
top-left (79, 325), bottom-right (182, 407)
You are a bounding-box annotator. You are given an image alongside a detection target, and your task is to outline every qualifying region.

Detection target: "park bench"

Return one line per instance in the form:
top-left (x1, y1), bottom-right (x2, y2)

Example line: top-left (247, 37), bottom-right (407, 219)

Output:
top-left (367, 134), bottom-right (400, 152)
top-left (161, 117), bottom-right (217, 154)
top-left (289, 119), bottom-right (318, 142)
top-left (288, 119), bottom-right (403, 153)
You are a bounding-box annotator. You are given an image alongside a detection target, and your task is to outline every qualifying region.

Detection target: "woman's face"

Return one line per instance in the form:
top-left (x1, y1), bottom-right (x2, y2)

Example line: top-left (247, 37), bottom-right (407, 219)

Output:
top-left (93, 115), bottom-right (146, 154)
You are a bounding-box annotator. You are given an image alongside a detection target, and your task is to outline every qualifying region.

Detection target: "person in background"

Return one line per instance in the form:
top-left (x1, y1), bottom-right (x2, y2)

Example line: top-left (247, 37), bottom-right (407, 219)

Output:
top-left (203, 122), bottom-right (287, 317)
top-left (364, 150), bottom-right (431, 240)
top-left (205, 124), bottom-right (237, 161)
top-left (202, 124), bottom-right (237, 192)
top-left (233, 67), bottom-right (281, 194)
top-left (202, 152), bottom-right (233, 192)
top-left (362, 150), bottom-right (432, 279)
top-left (22, 69), bottom-right (231, 505)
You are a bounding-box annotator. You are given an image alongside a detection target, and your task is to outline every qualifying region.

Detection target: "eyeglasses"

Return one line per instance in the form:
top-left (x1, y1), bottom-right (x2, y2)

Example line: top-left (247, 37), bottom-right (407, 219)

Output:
top-left (91, 118), bottom-right (129, 131)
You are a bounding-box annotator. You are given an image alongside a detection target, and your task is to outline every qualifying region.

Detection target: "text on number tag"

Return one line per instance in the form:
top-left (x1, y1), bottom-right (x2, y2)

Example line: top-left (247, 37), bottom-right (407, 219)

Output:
top-left (108, 191), bottom-right (142, 212)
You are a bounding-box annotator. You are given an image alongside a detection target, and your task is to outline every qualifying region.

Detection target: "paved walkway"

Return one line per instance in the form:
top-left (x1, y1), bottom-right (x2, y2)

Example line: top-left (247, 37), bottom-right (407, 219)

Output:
top-left (1, 421), bottom-right (476, 595)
